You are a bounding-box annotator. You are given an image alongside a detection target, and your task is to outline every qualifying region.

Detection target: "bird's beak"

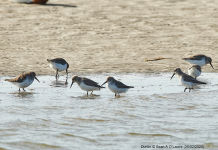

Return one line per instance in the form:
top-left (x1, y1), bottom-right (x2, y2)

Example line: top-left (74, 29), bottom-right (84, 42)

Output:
top-left (171, 73), bottom-right (175, 80)
top-left (70, 82), bottom-right (73, 88)
top-left (101, 81), bottom-right (107, 86)
top-left (35, 77), bottom-right (40, 83)
top-left (210, 63), bottom-right (214, 69)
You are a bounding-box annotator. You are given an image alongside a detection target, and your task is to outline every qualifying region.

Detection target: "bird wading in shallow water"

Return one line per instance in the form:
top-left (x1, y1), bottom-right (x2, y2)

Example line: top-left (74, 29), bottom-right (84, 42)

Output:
top-left (70, 75), bottom-right (105, 96)
top-left (101, 76), bottom-right (134, 97)
top-left (47, 58), bottom-right (69, 80)
top-left (171, 68), bottom-right (206, 92)
top-left (182, 54), bottom-right (213, 69)
top-left (5, 72), bottom-right (40, 92)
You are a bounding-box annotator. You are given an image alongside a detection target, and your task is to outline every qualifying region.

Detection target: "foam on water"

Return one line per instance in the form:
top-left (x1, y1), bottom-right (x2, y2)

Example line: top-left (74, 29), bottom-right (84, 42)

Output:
top-left (0, 73), bottom-right (217, 150)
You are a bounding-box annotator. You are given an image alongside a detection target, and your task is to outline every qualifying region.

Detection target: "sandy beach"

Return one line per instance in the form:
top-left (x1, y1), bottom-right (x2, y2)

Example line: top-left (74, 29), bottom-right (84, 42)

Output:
top-left (0, 0), bottom-right (218, 76)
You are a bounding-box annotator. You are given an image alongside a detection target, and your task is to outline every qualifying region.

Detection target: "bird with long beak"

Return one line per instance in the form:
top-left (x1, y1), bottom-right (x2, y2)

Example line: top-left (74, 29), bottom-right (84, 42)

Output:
top-left (5, 72), bottom-right (40, 92)
top-left (70, 75), bottom-right (105, 96)
top-left (101, 76), bottom-right (134, 97)
top-left (182, 54), bottom-right (214, 69)
top-left (47, 58), bottom-right (69, 80)
top-left (171, 68), bottom-right (206, 92)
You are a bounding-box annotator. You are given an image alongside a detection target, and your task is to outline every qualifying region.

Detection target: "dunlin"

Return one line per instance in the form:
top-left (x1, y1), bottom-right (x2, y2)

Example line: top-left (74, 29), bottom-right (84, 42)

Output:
top-left (188, 65), bottom-right (201, 79)
top-left (171, 68), bottom-right (206, 92)
top-left (47, 58), bottom-right (69, 80)
top-left (101, 76), bottom-right (134, 97)
top-left (5, 72), bottom-right (40, 92)
top-left (182, 54), bottom-right (213, 68)
top-left (70, 75), bottom-right (105, 96)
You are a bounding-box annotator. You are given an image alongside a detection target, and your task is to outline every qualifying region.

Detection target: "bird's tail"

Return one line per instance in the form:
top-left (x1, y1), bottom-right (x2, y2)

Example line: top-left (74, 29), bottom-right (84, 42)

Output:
top-left (199, 81), bottom-right (206, 84)
top-left (47, 59), bottom-right (52, 63)
top-left (5, 79), bottom-right (10, 82)
top-left (98, 86), bottom-right (105, 90)
top-left (197, 80), bottom-right (207, 84)
top-left (128, 86), bottom-right (134, 88)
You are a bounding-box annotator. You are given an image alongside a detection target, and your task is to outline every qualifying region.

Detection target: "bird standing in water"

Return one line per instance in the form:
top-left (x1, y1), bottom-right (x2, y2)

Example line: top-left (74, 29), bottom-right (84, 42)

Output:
top-left (101, 76), bottom-right (134, 97)
top-left (47, 58), bottom-right (69, 80)
top-left (5, 72), bottom-right (40, 92)
top-left (70, 75), bottom-right (105, 96)
top-left (171, 68), bottom-right (206, 92)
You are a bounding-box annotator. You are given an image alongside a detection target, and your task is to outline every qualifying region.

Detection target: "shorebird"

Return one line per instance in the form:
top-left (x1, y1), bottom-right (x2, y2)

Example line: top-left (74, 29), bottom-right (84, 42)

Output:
top-left (188, 65), bottom-right (201, 79)
top-left (171, 68), bottom-right (206, 92)
top-left (5, 72), bottom-right (40, 92)
top-left (47, 58), bottom-right (69, 80)
top-left (101, 76), bottom-right (134, 97)
top-left (70, 75), bottom-right (105, 96)
top-left (182, 54), bottom-right (213, 69)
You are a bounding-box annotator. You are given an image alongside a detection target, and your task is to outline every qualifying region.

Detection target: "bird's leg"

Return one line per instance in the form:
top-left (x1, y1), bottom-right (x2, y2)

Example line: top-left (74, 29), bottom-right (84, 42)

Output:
top-left (66, 69), bottom-right (68, 77)
top-left (115, 93), bottom-right (116, 97)
top-left (91, 91), bottom-right (93, 95)
top-left (55, 70), bottom-right (58, 80)
top-left (57, 70), bottom-right (59, 79)
top-left (65, 69), bottom-right (68, 84)
top-left (87, 91), bottom-right (88, 96)
top-left (23, 88), bottom-right (26, 92)
top-left (19, 88), bottom-right (20, 92)
top-left (189, 88), bottom-right (193, 92)
top-left (184, 88), bottom-right (187, 92)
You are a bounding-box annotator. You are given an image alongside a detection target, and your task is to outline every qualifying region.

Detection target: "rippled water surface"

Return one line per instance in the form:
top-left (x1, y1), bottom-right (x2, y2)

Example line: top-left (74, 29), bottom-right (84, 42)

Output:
top-left (0, 73), bottom-right (218, 150)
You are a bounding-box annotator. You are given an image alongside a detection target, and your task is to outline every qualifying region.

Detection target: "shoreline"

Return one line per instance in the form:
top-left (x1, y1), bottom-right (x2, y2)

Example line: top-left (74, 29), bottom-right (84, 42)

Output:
top-left (1, 69), bottom-right (215, 77)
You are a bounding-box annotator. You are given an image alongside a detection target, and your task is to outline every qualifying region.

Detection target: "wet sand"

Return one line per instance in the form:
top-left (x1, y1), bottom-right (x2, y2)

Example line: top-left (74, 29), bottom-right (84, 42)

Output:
top-left (0, 0), bottom-right (218, 76)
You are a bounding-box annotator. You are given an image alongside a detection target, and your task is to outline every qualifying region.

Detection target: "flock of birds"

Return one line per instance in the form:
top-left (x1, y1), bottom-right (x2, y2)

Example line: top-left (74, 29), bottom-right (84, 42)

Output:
top-left (171, 54), bottom-right (213, 92)
top-left (4, 58), bottom-right (134, 97)
top-left (4, 54), bottom-right (213, 97)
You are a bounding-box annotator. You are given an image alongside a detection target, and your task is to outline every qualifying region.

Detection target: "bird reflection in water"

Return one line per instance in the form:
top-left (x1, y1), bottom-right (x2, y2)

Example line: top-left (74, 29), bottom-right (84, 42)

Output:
top-left (50, 78), bottom-right (68, 88)
top-left (11, 92), bottom-right (34, 98)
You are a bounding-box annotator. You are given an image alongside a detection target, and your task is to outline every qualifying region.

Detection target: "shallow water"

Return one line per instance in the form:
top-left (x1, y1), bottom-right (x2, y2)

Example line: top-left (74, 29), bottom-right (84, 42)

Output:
top-left (0, 73), bottom-right (218, 150)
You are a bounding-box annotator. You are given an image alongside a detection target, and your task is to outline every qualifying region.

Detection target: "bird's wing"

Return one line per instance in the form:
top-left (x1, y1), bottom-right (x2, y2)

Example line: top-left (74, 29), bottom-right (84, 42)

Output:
top-left (115, 80), bottom-right (134, 88)
top-left (188, 65), bottom-right (201, 72)
top-left (183, 55), bottom-right (204, 60)
top-left (51, 58), bottom-right (67, 65)
top-left (83, 78), bottom-right (101, 88)
top-left (195, 65), bottom-right (201, 72)
top-left (6, 74), bottom-right (27, 83)
top-left (182, 74), bottom-right (205, 84)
